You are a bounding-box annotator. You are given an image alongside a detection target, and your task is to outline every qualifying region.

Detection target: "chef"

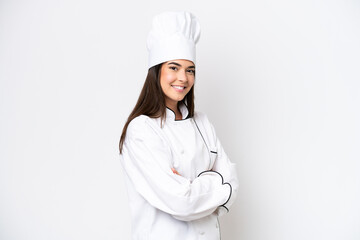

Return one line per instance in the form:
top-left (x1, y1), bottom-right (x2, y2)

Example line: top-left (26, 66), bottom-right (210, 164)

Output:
top-left (119, 11), bottom-right (239, 240)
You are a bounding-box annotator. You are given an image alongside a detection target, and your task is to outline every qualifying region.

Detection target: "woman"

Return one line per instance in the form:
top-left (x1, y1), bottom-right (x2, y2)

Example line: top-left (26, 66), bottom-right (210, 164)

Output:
top-left (119, 11), bottom-right (238, 240)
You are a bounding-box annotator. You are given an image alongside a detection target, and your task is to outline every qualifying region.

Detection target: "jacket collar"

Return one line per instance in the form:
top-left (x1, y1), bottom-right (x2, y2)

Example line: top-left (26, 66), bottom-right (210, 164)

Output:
top-left (165, 103), bottom-right (189, 121)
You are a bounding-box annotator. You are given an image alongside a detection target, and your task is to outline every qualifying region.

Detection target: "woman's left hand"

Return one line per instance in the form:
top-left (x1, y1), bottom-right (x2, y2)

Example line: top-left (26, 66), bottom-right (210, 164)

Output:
top-left (171, 168), bottom-right (181, 176)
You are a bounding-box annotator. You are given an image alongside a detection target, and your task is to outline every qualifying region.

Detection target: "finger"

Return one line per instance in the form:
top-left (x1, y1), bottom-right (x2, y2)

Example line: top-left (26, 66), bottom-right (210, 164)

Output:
top-left (171, 168), bottom-right (181, 176)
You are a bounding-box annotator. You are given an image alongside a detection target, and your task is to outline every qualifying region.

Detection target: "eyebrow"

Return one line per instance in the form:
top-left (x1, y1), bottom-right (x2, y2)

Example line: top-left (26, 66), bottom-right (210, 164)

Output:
top-left (167, 62), bottom-right (195, 69)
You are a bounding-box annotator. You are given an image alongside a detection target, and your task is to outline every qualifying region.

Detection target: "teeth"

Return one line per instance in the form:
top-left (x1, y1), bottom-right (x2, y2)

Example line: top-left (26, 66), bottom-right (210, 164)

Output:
top-left (172, 86), bottom-right (185, 90)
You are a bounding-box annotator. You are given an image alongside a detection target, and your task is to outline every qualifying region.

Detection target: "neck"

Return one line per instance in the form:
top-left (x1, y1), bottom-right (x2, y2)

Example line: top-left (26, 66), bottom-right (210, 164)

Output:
top-left (166, 102), bottom-right (182, 120)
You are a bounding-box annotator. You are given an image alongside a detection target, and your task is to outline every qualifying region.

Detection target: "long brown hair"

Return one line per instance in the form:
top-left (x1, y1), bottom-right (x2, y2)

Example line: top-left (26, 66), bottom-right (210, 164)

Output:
top-left (119, 63), bottom-right (195, 154)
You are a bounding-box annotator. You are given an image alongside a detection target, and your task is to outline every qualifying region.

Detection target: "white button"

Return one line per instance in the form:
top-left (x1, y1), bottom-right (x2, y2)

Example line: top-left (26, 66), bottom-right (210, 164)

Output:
top-left (199, 232), bottom-right (205, 235)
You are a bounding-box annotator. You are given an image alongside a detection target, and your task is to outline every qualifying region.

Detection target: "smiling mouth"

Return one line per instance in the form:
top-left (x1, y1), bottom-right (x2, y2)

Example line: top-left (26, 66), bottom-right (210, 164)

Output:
top-left (172, 85), bottom-right (186, 90)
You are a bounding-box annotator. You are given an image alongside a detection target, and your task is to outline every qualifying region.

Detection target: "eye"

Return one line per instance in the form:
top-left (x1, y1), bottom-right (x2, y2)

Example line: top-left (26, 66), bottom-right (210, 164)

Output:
top-left (169, 66), bottom-right (178, 71)
top-left (187, 69), bottom-right (195, 74)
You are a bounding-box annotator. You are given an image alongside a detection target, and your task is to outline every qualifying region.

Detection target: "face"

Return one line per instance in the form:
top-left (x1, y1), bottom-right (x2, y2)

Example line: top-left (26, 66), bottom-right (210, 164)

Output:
top-left (160, 59), bottom-right (195, 108)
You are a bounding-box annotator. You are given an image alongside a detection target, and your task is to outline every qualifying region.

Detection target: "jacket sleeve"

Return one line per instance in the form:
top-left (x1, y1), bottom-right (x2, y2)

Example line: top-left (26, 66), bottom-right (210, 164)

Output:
top-left (201, 114), bottom-right (239, 217)
top-left (120, 116), bottom-right (232, 221)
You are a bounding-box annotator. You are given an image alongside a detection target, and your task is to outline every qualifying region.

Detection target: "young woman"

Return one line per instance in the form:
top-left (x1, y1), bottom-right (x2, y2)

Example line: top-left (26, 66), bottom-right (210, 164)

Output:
top-left (119, 11), bottom-right (238, 240)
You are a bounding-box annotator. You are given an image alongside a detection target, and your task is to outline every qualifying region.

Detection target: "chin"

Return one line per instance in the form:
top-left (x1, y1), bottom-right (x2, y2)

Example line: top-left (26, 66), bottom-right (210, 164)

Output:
top-left (177, 96), bottom-right (186, 102)
top-left (171, 95), bottom-right (185, 102)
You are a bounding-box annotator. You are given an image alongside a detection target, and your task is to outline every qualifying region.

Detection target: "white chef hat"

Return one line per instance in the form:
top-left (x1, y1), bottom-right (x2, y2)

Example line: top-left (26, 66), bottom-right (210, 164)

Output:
top-left (147, 11), bottom-right (201, 68)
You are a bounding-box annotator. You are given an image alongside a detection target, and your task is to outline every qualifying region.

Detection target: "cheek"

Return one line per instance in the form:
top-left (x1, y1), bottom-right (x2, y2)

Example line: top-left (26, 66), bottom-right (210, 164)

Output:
top-left (188, 78), bottom-right (195, 88)
top-left (164, 72), bottom-right (176, 83)
top-left (160, 72), bottom-right (175, 87)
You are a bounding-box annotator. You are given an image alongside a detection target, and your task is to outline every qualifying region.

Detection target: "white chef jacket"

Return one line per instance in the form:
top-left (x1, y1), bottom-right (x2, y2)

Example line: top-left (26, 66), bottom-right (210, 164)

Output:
top-left (120, 103), bottom-right (239, 240)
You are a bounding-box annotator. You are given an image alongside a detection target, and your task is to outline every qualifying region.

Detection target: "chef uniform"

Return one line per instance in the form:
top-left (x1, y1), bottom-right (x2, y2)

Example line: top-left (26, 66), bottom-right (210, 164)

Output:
top-left (120, 11), bottom-right (239, 240)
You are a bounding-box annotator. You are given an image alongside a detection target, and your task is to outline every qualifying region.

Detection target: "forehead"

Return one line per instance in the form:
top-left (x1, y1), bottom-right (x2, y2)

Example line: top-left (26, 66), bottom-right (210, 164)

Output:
top-left (165, 59), bottom-right (195, 67)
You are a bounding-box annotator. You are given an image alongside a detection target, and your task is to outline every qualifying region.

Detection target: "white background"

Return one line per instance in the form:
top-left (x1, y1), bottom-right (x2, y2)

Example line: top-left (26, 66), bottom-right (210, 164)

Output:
top-left (1, 0), bottom-right (359, 239)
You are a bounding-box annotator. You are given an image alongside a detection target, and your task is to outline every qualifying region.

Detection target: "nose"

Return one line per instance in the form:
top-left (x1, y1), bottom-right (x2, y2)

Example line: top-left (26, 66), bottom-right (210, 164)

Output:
top-left (177, 69), bottom-right (188, 82)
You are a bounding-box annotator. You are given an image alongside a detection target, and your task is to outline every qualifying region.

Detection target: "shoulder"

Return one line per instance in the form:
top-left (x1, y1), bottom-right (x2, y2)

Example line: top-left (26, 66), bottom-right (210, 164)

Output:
top-left (128, 115), bottom-right (149, 128)
top-left (194, 110), bottom-right (213, 127)
top-left (194, 110), bottom-right (217, 134)
top-left (193, 110), bottom-right (218, 146)
top-left (126, 115), bottom-right (162, 140)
